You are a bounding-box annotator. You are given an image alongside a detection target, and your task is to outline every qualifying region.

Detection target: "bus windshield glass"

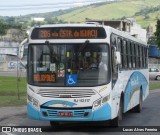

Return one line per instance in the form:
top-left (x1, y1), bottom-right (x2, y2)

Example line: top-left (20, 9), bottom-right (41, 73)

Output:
top-left (28, 43), bottom-right (110, 87)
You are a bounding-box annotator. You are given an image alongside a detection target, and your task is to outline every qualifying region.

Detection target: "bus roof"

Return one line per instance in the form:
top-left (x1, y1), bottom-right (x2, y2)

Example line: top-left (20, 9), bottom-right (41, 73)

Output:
top-left (28, 23), bottom-right (147, 46)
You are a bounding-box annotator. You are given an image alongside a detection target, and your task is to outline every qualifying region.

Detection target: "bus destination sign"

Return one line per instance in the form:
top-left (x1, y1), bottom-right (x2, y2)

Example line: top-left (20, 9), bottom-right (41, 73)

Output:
top-left (31, 27), bottom-right (106, 39)
top-left (34, 73), bottom-right (56, 82)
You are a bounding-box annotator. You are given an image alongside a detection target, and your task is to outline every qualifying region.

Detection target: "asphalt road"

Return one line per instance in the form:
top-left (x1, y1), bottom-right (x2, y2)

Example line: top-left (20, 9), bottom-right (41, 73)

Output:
top-left (0, 90), bottom-right (160, 135)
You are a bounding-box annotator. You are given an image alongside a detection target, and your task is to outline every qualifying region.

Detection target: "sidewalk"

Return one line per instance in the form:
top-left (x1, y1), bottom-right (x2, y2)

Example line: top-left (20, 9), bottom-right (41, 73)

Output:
top-left (150, 89), bottom-right (160, 93)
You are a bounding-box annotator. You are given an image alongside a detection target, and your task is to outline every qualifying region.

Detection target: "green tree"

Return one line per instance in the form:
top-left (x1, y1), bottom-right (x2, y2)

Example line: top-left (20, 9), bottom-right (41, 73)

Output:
top-left (155, 19), bottom-right (160, 48)
top-left (147, 36), bottom-right (157, 45)
top-left (45, 17), bottom-right (59, 24)
top-left (0, 20), bottom-right (8, 36)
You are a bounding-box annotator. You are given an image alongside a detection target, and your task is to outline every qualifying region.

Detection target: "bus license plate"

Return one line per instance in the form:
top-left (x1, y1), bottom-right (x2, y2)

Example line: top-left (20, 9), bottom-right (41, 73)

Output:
top-left (58, 112), bottom-right (73, 117)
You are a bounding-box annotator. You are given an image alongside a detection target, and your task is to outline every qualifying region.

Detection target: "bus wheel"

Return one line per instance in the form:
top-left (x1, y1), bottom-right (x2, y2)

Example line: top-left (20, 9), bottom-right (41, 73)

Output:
top-left (50, 121), bottom-right (60, 128)
top-left (110, 100), bottom-right (123, 127)
top-left (156, 75), bottom-right (160, 80)
top-left (134, 92), bottom-right (142, 113)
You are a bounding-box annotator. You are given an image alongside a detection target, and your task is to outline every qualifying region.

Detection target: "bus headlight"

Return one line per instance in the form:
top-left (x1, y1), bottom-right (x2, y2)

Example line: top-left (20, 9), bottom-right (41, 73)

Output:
top-left (102, 95), bottom-right (110, 104)
top-left (93, 95), bottom-right (110, 111)
top-left (93, 99), bottom-right (101, 111)
top-left (28, 94), bottom-right (40, 110)
top-left (28, 95), bottom-right (32, 103)
top-left (33, 98), bottom-right (39, 109)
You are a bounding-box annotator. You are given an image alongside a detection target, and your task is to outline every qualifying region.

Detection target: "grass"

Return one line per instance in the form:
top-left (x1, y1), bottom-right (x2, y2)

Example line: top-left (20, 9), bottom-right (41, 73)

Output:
top-left (57, 0), bottom-right (160, 29)
top-left (58, 0), bottom-right (160, 23)
top-left (0, 96), bottom-right (27, 107)
top-left (0, 76), bottom-right (159, 107)
top-left (0, 76), bottom-right (27, 107)
top-left (149, 81), bottom-right (160, 90)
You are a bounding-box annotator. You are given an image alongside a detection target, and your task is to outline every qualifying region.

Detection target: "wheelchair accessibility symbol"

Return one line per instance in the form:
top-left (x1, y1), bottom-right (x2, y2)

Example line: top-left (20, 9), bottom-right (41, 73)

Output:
top-left (66, 74), bottom-right (77, 86)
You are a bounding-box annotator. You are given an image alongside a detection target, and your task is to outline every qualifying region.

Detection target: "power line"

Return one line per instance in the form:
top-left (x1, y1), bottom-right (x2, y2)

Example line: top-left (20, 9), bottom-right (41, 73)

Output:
top-left (0, 0), bottom-right (106, 9)
top-left (0, 5), bottom-right (76, 11)
top-left (0, 1), bottom-right (107, 11)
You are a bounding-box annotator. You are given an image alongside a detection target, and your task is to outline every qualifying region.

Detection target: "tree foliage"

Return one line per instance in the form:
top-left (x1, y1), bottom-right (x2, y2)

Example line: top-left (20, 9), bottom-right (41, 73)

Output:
top-left (147, 36), bottom-right (157, 45)
top-left (135, 5), bottom-right (160, 16)
top-left (0, 19), bottom-right (9, 36)
top-left (155, 19), bottom-right (160, 48)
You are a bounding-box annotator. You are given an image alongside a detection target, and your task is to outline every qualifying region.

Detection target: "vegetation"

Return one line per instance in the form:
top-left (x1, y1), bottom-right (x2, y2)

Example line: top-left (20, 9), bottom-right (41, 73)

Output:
top-left (155, 19), bottom-right (160, 48)
top-left (0, 0), bottom-right (160, 30)
top-left (57, 0), bottom-right (160, 29)
top-left (149, 81), bottom-right (160, 90)
top-left (147, 36), bottom-right (157, 45)
top-left (0, 76), bottom-right (27, 107)
top-left (0, 19), bottom-right (9, 36)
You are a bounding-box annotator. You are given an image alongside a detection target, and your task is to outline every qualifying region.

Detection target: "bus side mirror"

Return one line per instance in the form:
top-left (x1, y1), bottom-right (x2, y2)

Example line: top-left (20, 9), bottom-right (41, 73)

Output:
top-left (19, 38), bottom-right (28, 59)
top-left (115, 51), bottom-right (121, 65)
top-left (19, 45), bottom-right (24, 59)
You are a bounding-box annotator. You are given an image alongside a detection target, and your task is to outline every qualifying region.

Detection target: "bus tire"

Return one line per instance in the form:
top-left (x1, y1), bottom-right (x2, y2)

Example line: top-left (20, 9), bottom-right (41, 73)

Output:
top-left (110, 99), bottom-right (123, 127)
top-left (50, 121), bottom-right (60, 128)
top-left (156, 75), bottom-right (160, 80)
top-left (134, 92), bottom-right (142, 113)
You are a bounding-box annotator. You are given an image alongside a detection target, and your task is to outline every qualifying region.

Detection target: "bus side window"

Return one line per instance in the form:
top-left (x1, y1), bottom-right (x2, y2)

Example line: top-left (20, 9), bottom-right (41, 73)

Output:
top-left (127, 41), bottom-right (132, 69)
top-left (122, 40), bottom-right (127, 69)
top-left (132, 43), bottom-right (136, 69)
top-left (117, 38), bottom-right (122, 70)
top-left (111, 34), bottom-right (118, 73)
top-left (139, 45), bottom-right (142, 68)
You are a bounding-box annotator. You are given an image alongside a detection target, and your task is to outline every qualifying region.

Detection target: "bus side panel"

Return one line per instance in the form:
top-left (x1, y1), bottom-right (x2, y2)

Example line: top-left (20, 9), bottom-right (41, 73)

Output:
top-left (124, 71), bottom-right (148, 112)
top-left (27, 103), bottom-right (40, 120)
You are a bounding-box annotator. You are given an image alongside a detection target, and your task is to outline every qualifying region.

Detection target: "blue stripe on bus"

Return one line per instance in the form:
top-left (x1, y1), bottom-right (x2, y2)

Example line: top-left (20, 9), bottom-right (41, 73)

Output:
top-left (27, 103), bottom-right (111, 121)
top-left (124, 71), bottom-right (148, 112)
top-left (41, 100), bottom-right (77, 107)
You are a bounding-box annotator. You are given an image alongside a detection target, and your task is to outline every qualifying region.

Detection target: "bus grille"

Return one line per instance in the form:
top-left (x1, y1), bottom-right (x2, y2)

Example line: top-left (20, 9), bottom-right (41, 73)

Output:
top-left (37, 89), bottom-right (96, 98)
top-left (43, 110), bottom-right (87, 117)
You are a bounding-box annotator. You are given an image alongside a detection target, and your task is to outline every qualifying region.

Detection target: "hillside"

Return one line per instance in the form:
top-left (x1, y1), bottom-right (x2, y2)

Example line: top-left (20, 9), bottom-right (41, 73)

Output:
top-left (1, 0), bottom-right (160, 31)
top-left (56, 0), bottom-right (160, 29)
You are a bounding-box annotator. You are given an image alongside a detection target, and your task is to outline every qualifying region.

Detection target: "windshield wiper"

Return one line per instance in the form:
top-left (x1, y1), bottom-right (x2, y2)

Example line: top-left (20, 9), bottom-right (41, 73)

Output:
top-left (78, 40), bottom-right (90, 52)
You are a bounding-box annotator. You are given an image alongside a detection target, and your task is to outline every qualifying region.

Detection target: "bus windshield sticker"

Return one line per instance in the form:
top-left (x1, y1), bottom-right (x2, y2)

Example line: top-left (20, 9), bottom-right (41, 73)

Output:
top-left (60, 63), bottom-right (64, 70)
top-left (37, 67), bottom-right (48, 71)
top-left (50, 63), bottom-right (56, 71)
top-left (66, 74), bottom-right (77, 86)
top-left (34, 73), bottom-right (56, 82)
top-left (58, 70), bottom-right (65, 77)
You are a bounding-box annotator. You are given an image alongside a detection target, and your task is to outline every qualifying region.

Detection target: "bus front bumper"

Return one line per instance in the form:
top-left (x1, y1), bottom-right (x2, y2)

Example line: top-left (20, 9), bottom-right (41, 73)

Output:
top-left (27, 103), bottom-right (111, 121)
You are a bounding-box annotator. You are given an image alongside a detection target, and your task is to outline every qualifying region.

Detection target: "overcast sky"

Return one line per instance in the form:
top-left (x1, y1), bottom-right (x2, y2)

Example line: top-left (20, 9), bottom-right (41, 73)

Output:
top-left (0, 0), bottom-right (108, 16)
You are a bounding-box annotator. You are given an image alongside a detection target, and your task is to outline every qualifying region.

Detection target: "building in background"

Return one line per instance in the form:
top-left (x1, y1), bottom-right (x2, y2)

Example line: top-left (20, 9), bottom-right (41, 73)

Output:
top-left (86, 18), bottom-right (147, 42)
top-left (0, 29), bottom-right (26, 71)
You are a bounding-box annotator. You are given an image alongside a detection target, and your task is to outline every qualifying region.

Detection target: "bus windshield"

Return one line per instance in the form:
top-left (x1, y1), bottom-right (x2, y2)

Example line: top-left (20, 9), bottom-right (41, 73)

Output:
top-left (28, 43), bottom-right (110, 87)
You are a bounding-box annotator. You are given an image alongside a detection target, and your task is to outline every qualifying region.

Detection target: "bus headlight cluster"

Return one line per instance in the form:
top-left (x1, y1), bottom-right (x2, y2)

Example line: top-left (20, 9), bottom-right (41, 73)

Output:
top-left (28, 95), bottom-right (40, 110)
top-left (93, 95), bottom-right (110, 111)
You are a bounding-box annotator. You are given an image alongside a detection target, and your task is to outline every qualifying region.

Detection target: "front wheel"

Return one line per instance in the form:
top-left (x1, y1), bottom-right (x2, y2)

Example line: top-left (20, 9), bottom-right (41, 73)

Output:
top-left (50, 121), bottom-right (60, 128)
top-left (110, 100), bottom-right (123, 127)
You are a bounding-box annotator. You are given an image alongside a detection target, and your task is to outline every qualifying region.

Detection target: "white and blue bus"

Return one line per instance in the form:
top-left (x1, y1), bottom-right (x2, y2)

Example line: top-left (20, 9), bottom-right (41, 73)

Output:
top-left (24, 24), bottom-right (149, 127)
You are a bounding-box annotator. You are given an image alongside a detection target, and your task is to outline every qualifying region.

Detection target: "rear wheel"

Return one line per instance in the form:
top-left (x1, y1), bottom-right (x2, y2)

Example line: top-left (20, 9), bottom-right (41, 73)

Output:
top-left (110, 99), bottom-right (123, 127)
